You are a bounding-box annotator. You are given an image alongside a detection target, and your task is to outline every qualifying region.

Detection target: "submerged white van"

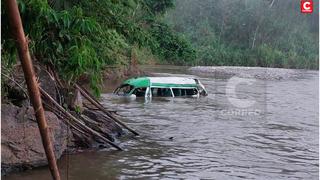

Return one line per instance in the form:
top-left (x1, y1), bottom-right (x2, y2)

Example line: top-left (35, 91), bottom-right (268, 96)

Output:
top-left (114, 77), bottom-right (207, 99)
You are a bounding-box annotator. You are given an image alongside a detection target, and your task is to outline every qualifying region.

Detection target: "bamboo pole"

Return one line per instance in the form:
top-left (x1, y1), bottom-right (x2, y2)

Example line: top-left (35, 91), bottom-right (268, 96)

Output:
top-left (4, 1), bottom-right (61, 179)
top-left (75, 84), bottom-right (139, 136)
top-left (40, 87), bottom-right (123, 151)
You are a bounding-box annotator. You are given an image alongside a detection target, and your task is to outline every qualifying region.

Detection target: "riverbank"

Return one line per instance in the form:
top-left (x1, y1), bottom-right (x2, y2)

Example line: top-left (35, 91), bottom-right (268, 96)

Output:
top-left (1, 65), bottom-right (143, 176)
top-left (188, 66), bottom-right (317, 80)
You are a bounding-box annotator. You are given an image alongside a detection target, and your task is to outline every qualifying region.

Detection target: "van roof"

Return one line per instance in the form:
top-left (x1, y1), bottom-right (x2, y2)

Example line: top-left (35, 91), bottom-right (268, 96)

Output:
top-left (123, 77), bottom-right (198, 88)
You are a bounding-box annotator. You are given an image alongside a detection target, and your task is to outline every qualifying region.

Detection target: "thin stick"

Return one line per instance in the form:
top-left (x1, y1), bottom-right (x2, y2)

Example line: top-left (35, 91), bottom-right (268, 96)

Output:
top-left (76, 84), bottom-right (116, 113)
top-left (40, 87), bottom-right (123, 151)
top-left (43, 102), bottom-right (87, 135)
top-left (5, 0), bottom-right (61, 179)
top-left (83, 103), bottom-right (117, 114)
top-left (75, 84), bottom-right (139, 136)
top-left (1, 72), bottom-right (29, 98)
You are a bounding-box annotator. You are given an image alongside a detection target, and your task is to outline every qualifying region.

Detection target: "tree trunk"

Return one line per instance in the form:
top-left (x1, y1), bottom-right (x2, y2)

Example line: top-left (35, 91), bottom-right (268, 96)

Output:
top-left (251, 24), bottom-right (260, 49)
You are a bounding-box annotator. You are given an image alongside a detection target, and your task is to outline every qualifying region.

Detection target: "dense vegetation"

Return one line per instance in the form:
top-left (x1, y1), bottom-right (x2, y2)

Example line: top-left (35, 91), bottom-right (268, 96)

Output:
top-left (2, 0), bottom-right (318, 96)
top-left (2, 0), bottom-right (194, 95)
top-left (165, 0), bottom-right (319, 69)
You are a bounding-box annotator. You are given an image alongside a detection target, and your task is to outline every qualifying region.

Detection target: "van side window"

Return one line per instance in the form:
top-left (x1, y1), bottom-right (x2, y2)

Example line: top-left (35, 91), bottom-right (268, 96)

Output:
top-left (172, 88), bottom-right (198, 97)
top-left (132, 88), bottom-right (146, 97)
top-left (172, 88), bottom-right (182, 96)
top-left (186, 88), bottom-right (198, 96)
top-left (151, 88), bottom-right (172, 97)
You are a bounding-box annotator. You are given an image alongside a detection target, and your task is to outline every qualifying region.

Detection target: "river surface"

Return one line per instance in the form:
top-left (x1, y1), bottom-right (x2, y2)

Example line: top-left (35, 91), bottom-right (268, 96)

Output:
top-left (5, 66), bottom-right (319, 179)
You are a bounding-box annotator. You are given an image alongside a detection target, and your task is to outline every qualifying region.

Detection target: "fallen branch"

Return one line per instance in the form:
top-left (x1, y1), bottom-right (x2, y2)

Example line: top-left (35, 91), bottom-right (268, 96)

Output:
top-left (40, 87), bottom-right (123, 151)
top-left (43, 102), bottom-right (87, 135)
top-left (80, 114), bottom-right (115, 142)
top-left (75, 84), bottom-right (139, 136)
top-left (83, 102), bottom-right (117, 114)
top-left (1, 72), bottom-right (29, 99)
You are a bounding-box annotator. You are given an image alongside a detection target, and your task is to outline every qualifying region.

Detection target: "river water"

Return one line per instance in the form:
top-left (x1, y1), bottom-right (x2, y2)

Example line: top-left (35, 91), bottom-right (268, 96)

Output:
top-left (5, 66), bottom-right (319, 179)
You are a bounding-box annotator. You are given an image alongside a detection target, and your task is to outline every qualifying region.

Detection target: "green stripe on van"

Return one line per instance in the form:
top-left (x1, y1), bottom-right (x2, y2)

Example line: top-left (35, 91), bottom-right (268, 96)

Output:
top-left (123, 77), bottom-right (150, 87)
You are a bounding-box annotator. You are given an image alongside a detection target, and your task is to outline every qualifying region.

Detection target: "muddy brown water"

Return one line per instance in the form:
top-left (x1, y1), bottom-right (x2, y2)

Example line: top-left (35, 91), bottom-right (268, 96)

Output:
top-left (5, 66), bottom-right (319, 179)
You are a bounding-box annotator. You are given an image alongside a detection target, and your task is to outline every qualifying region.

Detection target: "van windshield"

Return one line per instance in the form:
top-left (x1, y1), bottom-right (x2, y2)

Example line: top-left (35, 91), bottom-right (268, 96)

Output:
top-left (115, 84), bottom-right (134, 95)
top-left (132, 88), bottom-right (147, 97)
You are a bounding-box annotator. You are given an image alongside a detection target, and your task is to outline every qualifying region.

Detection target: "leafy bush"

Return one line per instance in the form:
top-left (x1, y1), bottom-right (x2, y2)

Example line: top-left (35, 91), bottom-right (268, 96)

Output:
top-left (2, 0), bottom-right (132, 95)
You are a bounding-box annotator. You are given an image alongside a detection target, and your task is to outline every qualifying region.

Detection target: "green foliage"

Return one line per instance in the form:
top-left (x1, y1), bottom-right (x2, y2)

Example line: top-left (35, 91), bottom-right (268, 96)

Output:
top-left (2, 0), bottom-right (132, 95)
top-left (2, 0), bottom-right (197, 95)
top-left (5, 0), bottom-right (316, 103)
top-left (74, 105), bottom-right (81, 114)
top-left (145, 0), bottom-right (174, 14)
top-left (165, 0), bottom-right (319, 69)
top-left (77, 0), bottom-right (195, 65)
top-left (134, 46), bottom-right (159, 65)
top-left (149, 23), bottom-right (196, 65)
